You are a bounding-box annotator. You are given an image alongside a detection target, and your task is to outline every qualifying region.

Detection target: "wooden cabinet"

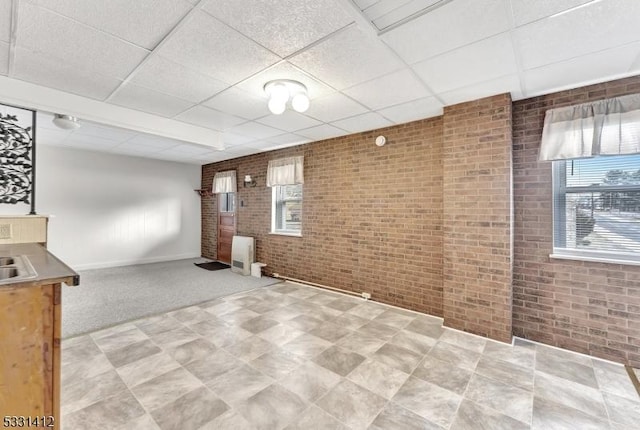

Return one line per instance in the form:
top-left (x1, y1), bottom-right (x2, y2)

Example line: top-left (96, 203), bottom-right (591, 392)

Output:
top-left (0, 282), bottom-right (61, 426)
top-left (0, 244), bottom-right (78, 430)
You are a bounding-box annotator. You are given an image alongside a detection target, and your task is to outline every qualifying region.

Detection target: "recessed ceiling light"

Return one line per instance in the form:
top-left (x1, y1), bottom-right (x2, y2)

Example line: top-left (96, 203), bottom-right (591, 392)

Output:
top-left (264, 80), bottom-right (310, 115)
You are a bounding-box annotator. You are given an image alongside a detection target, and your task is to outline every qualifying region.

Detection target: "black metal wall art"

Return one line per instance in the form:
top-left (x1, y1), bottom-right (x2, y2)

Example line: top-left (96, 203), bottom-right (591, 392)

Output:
top-left (0, 104), bottom-right (37, 214)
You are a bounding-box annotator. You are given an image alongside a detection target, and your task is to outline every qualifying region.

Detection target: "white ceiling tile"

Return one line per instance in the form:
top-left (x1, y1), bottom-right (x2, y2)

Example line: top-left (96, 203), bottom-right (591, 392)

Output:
top-left (290, 25), bottom-right (404, 90)
top-left (304, 92), bottom-right (368, 123)
top-left (198, 152), bottom-right (230, 163)
top-left (514, 0), bottom-right (640, 70)
top-left (35, 128), bottom-right (73, 146)
top-left (355, 0), bottom-right (377, 8)
top-left (203, 86), bottom-right (271, 120)
top-left (74, 121), bottom-right (137, 142)
top-left (236, 62), bottom-right (334, 99)
top-left (510, 0), bottom-right (594, 27)
top-left (164, 143), bottom-right (213, 155)
top-left (342, 68), bottom-right (430, 110)
top-left (412, 33), bottom-right (517, 94)
top-left (109, 84), bottom-right (194, 117)
top-left (159, 11), bottom-right (279, 84)
top-left (201, 0), bottom-right (353, 57)
top-left (265, 133), bottom-right (310, 146)
top-left (111, 143), bottom-right (164, 155)
top-left (371, 0), bottom-right (442, 31)
top-left (228, 121), bottom-right (285, 139)
top-left (381, 0), bottom-right (510, 63)
top-left (439, 74), bottom-right (521, 106)
top-left (331, 112), bottom-right (393, 133)
top-left (16, 2), bottom-right (149, 80)
top-left (377, 96), bottom-right (443, 123)
top-left (224, 145), bottom-right (262, 158)
top-left (175, 106), bottom-right (245, 131)
top-left (130, 55), bottom-right (228, 103)
top-left (221, 132), bottom-right (254, 147)
top-left (296, 124), bottom-right (348, 141)
top-left (126, 134), bottom-right (184, 150)
top-left (255, 110), bottom-right (322, 132)
top-left (0, 42), bottom-right (8, 75)
top-left (523, 42), bottom-right (640, 97)
top-left (61, 134), bottom-right (122, 150)
top-left (27, 0), bottom-right (193, 50)
top-left (13, 47), bottom-right (123, 100)
top-left (0, 1), bottom-right (11, 42)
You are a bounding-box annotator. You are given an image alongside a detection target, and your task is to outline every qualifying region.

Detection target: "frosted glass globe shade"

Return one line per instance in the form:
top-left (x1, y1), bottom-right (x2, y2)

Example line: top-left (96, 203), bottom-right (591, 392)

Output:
top-left (268, 98), bottom-right (286, 115)
top-left (291, 93), bottom-right (310, 112)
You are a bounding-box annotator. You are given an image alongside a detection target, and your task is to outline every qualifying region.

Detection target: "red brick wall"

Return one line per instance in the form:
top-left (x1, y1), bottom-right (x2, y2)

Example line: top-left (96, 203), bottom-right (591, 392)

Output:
top-left (442, 94), bottom-right (513, 343)
top-left (513, 75), bottom-right (640, 367)
top-left (202, 118), bottom-right (444, 316)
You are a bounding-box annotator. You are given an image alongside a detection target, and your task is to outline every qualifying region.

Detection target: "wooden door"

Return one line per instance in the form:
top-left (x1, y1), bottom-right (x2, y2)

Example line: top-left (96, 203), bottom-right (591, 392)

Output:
top-left (217, 192), bottom-right (236, 264)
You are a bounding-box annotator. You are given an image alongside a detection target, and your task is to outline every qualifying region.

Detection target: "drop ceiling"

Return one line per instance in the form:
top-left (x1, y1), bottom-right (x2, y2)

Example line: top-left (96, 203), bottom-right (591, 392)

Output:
top-left (1, 0), bottom-right (639, 165)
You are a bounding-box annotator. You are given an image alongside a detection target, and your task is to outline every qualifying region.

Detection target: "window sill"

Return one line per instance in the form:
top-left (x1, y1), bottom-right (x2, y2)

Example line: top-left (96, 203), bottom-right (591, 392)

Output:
top-left (269, 231), bottom-right (302, 238)
top-left (550, 252), bottom-right (640, 267)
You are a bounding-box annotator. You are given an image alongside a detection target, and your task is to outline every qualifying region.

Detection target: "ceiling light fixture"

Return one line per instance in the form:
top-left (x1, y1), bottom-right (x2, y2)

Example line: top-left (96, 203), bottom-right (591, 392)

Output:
top-left (52, 114), bottom-right (81, 130)
top-left (264, 80), bottom-right (310, 115)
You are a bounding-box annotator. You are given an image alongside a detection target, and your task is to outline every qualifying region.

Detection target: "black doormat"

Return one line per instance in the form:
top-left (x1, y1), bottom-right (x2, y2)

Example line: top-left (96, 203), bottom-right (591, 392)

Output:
top-left (194, 261), bottom-right (230, 271)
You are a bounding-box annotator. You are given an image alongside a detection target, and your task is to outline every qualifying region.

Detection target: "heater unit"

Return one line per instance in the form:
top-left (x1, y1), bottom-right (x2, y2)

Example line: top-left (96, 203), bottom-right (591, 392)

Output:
top-left (231, 236), bottom-right (255, 276)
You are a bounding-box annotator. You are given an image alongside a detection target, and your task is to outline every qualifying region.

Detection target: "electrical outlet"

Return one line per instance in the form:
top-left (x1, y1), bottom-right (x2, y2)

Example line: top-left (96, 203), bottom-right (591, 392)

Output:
top-left (361, 292), bottom-right (371, 300)
top-left (0, 224), bottom-right (11, 239)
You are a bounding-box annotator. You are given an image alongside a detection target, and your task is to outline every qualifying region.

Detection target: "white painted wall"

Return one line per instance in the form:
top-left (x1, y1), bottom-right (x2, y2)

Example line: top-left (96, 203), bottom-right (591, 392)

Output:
top-left (2, 145), bottom-right (202, 270)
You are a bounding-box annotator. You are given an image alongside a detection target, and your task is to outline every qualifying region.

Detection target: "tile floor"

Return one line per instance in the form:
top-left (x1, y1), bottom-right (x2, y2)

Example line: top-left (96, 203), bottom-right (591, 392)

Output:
top-left (60, 282), bottom-right (640, 430)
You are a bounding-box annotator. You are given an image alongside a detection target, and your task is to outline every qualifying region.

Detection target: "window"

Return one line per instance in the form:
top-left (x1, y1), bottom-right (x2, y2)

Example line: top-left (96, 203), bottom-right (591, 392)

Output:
top-left (271, 184), bottom-right (302, 235)
top-left (552, 154), bottom-right (640, 264)
top-left (218, 192), bottom-right (235, 213)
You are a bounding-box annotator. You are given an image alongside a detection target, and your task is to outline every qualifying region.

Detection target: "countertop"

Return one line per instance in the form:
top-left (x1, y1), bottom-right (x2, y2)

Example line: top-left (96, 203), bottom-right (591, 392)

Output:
top-left (0, 243), bottom-right (79, 288)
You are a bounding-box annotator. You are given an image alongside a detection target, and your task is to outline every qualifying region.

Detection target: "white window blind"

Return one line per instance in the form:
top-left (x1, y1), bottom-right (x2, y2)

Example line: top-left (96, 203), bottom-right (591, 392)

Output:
top-left (552, 154), bottom-right (640, 264)
top-left (266, 156), bottom-right (304, 187)
top-left (213, 170), bottom-right (237, 194)
top-left (540, 93), bottom-right (640, 161)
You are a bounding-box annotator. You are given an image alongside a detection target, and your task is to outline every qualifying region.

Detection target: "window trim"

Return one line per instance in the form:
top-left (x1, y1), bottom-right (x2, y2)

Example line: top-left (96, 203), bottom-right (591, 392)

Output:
top-left (551, 158), bottom-right (640, 266)
top-left (270, 185), bottom-right (302, 237)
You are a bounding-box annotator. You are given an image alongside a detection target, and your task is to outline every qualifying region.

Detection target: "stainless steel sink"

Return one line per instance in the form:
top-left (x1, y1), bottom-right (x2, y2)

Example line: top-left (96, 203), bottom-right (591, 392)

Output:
top-left (0, 255), bottom-right (37, 285)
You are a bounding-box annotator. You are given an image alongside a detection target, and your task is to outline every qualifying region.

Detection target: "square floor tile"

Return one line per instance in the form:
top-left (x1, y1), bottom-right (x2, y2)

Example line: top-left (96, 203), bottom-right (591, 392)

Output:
top-left (61, 369), bottom-right (128, 415)
top-left (284, 405), bottom-right (350, 430)
top-left (372, 309), bottom-right (415, 329)
top-left (309, 322), bottom-right (353, 342)
top-left (348, 358), bottom-right (409, 399)
top-left (240, 315), bottom-right (280, 334)
top-left (475, 356), bottom-right (534, 390)
top-left (224, 335), bottom-right (275, 361)
top-left (532, 396), bottom-right (610, 430)
top-left (313, 345), bottom-right (366, 377)
top-left (534, 371), bottom-right (607, 420)
top-left (465, 374), bottom-right (533, 424)
top-left (207, 364), bottom-right (274, 406)
top-left (453, 399), bottom-right (530, 430)
top-left (392, 376), bottom-right (461, 428)
top-left (165, 338), bottom-right (217, 366)
top-left (372, 343), bottom-right (422, 374)
top-left (183, 349), bottom-right (242, 383)
top-left (249, 348), bottom-right (306, 380)
top-left (370, 402), bottom-right (442, 430)
top-left (279, 361), bottom-right (342, 402)
top-left (131, 367), bottom-right (203, 411)
top-left (388, 329), bottom-right (437, 355)
top-left (336, 332), bottom-right (387, 356)
top-left (428, 341), bottom-right (481, 370)
top-left (257, 324), bottom-right (305, 346)
top-left (105, 339), bottom-right (162, 368)
top-left (236, 384), bottom-right (308, 430)
top-left (63, 389), bottom-right (145, 430)
top-left (282, 333), bottom-right (333, 359)
top-left (116, 352), bottom-right (181, 388)
top-left (316, 379), bottom-right (387, 429)
top-left (411, 355), bottom-right (472, 395)
top-left (150, 386), bottom-right (228, 430)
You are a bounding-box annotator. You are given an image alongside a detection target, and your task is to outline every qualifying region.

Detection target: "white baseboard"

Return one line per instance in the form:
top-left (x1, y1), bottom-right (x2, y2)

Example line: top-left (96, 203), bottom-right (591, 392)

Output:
top-left (72, 252), bottom-right (202, 271)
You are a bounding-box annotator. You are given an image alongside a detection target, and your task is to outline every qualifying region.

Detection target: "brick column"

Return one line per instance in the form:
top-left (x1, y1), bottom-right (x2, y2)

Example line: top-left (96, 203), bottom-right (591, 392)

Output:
top-left (442, 94), bottom-right (513, 343)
